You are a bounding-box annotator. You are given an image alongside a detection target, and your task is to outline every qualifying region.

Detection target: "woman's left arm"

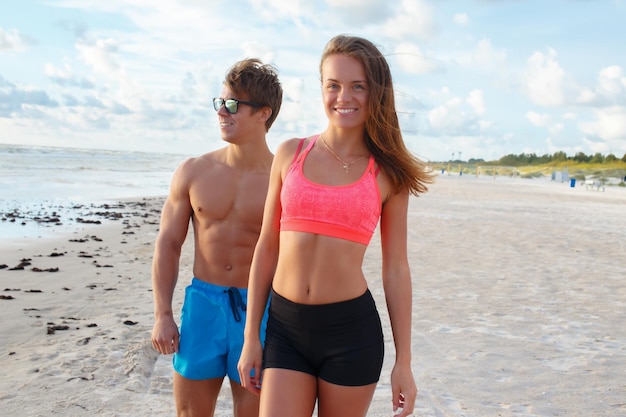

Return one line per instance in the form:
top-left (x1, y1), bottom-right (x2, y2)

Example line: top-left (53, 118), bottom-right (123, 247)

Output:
top-left (380, 189), bottom-right (417, 417)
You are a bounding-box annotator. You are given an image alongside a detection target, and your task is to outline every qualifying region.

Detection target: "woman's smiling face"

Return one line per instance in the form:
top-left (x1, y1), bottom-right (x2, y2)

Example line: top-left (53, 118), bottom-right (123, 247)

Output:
top-left (321, 54), bottom-right (370, 130)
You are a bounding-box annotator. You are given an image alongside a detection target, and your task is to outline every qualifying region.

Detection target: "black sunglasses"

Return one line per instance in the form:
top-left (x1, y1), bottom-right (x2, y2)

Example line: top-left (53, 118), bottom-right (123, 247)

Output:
top-left (213, 98), bottom-right (263, 114)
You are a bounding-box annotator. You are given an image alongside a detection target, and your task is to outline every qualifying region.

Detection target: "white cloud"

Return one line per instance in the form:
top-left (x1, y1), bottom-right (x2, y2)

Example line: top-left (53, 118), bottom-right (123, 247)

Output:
top-left (428, 97), bottom-right (467, 133)
top-left (250, 0), bottom-right (303, 17)
top-left (576, 88), bottom-right (596, 104)
top-left (526, 111), bottom-right (565, 137)
top-left (324, 0), bottom-right (393, 26)
top-left (454, 13), bottom-right (470, 25)
top-left (473, 39), bottom-right (506, 70)
top-left (576, 65), bottom-right (626, 106)
top-left (550, 122), bottom-right (564, 135)
top-left (467, 89), bottom-right (485, 115)
top-left (597, 66), bottom-right (626, 94)
top-left (456, 38), bottom-right (507, 73)
top-left (593, 65), bottom-right (626, 105)
top-left (524, 48), bottom-right (568, 106)
top-left (393, 42), bottom-right (441, 75)
top-left (44, 63), bottom-right (95, 89)
top-left (76, 38), bottom-right (122, 79)
top-left (579, 106), bottom-right (626, 142)
top-left (240, 41), bottom-right (276, 67)
top-left (381, 0), bottom-right (436, 41)
top-left (425, 89), bottom-right (492, 137)
top-left (478, 120), bottom-right (493, 132)
top-left (526, 111), bottom-right (551, 127)
top-left (0, 79), bottom-right (60, 115)
top-left (74, 35), bottom-right (149, 110)
top-left (45, 63), bottom-right (73, 81)
top-left (0, 27), bottom-right (30, 52)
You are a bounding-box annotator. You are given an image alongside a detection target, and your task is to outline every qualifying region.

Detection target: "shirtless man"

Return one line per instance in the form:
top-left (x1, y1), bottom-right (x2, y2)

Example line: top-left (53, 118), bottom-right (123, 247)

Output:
top-left (151, 58), bottom-right (282, 417)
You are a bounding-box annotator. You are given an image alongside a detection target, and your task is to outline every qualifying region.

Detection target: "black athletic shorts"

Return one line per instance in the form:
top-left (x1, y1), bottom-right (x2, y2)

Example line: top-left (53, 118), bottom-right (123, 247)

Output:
top-left (262, 288), bottom-right (384, 386)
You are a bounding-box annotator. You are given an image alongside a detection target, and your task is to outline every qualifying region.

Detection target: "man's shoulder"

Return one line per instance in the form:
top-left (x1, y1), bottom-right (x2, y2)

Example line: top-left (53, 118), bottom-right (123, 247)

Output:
top-left (180, 149), bottom-right (223, 169)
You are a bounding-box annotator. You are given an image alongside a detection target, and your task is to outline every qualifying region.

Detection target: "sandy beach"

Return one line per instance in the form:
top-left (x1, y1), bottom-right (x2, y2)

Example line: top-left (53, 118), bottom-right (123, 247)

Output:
top-left (1, 175), bottom-right (625, 416)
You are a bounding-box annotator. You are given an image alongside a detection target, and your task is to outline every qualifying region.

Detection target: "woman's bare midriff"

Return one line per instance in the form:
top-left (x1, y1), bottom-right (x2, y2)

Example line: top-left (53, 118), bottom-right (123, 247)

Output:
top-left (272, 231), bottom-right (369, 304)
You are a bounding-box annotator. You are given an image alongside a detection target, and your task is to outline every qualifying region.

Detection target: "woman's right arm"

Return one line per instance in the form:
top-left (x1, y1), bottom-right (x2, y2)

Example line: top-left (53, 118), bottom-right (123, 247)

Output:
top-left (238, 138), bottom-right (300, 394)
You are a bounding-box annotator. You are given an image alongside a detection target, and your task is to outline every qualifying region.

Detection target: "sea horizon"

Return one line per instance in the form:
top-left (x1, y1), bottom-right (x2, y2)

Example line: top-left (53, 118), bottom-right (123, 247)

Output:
top-left (0, 143), bottom-right (186, 242)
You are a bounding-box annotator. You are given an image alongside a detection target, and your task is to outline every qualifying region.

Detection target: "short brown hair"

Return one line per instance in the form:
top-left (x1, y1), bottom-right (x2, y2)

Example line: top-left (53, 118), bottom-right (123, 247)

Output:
top-left (224, 58), bottom-right (283, 131)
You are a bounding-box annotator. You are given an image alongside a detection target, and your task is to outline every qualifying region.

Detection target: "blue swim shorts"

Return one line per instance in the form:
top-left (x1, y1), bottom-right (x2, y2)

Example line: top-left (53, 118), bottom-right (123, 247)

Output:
top-left (173, 278), bottom-right (269, 383)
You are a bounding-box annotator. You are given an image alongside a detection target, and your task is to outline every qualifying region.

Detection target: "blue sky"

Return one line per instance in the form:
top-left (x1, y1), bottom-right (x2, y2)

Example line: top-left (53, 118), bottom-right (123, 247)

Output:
top-left (1, 0), bottom-right (625, 162)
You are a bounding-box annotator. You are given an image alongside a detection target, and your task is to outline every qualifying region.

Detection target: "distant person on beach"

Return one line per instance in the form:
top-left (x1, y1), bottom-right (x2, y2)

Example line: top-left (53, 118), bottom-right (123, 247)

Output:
top-left (151, 58), bottom-right (282, 417)
top-left (237, 35), bottom-right (431, 417)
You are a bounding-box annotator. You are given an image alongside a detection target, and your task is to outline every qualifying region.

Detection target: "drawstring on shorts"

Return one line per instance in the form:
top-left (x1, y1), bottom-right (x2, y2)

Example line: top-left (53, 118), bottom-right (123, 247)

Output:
top-left (225, 287), bottom-right (246, 322)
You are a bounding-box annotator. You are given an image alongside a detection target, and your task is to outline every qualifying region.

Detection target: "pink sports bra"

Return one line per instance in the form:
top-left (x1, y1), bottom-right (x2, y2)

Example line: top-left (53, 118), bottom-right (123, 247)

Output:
top-left (280, 136), bottom-right (381, 245)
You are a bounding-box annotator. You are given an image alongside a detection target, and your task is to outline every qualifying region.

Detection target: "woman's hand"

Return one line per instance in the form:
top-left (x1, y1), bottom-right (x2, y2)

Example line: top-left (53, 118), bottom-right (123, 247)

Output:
top-left (237, 337), bottom-right (264, 395)
top-left (390, 363), bottom-right (417, 416)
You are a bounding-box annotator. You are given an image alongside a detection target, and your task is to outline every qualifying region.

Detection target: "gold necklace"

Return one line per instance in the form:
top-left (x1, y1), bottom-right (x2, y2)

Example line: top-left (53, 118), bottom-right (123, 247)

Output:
top-left (319, 134), bottom-right (369, 173)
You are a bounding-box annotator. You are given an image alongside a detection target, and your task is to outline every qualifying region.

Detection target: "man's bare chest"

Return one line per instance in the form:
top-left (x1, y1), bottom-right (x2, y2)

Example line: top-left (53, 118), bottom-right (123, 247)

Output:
top-left (189, 174), bottom-right (268, 224)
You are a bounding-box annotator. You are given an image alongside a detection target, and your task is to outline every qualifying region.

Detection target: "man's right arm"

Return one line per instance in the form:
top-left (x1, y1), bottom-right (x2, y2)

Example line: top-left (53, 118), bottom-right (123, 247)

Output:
top-left (151, 159), bottom-right (194, 354)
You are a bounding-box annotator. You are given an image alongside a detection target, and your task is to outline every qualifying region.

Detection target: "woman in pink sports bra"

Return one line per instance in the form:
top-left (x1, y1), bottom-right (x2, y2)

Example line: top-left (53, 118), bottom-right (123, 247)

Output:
top-left (239, 35), bottom-right (432, 417)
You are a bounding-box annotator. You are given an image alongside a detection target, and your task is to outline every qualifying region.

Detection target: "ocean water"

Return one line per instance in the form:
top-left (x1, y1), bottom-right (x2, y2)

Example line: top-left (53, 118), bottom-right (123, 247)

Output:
top-left (0, 143), bottom-right (186, 241)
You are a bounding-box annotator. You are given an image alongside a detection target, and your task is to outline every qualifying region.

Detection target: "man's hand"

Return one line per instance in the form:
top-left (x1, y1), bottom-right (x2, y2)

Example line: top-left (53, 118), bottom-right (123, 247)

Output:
top-left (151, 315), bottom-right (179, 354)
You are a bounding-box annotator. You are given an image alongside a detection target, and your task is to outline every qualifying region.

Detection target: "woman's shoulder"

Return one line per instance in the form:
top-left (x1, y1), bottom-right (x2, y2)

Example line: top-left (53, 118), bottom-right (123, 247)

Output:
top-left (277, 136), bottom-right (313, 151)
top-left (276, 137), bottom-right (303, 151)
top-left (275, 135), bottom-right (317, 161)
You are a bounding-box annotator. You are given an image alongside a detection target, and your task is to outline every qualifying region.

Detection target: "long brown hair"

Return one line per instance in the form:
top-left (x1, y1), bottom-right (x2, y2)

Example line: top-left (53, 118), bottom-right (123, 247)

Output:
top-left (320, 35), bottom-right (432, 195)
